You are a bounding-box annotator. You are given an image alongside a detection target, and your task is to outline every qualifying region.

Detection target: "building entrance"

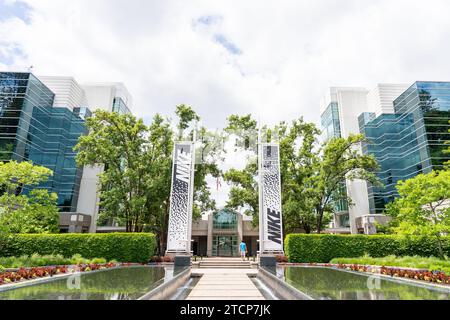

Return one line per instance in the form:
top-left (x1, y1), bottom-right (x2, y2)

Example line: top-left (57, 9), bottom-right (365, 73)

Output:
top-left (166, 137), bottom-right (285, 259)
top-left (212, 235), bottom-right (238, 257)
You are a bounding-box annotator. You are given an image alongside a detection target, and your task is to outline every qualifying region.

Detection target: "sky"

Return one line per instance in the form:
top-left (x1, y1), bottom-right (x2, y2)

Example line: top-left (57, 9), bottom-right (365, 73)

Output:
top-left (2, 0), bottom-right (450, 208)
top-left (2, 0), bottom-right (450, 129)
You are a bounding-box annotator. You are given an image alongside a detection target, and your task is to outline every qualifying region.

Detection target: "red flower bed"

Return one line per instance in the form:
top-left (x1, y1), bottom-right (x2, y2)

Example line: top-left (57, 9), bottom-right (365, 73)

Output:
top-left (275, 255), bottom-right (289, 263)
top-left (336, 264), bottom-right (450, 285)
top-left (282, 262), bottom-right (450, 286)
top-left (0, 263), bottom-right (123, 286)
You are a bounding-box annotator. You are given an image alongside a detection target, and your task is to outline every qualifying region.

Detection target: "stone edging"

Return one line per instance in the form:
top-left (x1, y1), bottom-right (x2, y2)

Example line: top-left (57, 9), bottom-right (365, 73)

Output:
top-left (138, 267), bottom-right (191, 300)
top-left (0, 265), bottom-right (144, 292)
top-left (279, 263), bottom-right (450, 290)
top-left (257, 267), bottom-right (313, 300)
top-left (0, 267), bottom-right (120, 292)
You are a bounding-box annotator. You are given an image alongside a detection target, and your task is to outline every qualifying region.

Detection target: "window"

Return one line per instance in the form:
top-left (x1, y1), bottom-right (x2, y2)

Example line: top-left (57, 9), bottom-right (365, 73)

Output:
top-left (213, 209), bottom-right (238, 230)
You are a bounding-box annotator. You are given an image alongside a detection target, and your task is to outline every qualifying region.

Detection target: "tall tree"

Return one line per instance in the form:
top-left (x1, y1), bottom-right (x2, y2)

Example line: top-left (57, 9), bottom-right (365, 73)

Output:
top-left (75, 106), bottom-right (221, 255)
top-left (141, 114), bottom-right (174, 254)
top-left (223, 161), bottom-right (259, 218)
top-left (75, 111), bottom-right (170, 233)
top-left (386, 170), bottom-right (450, 258)
top-left (0, 161), bottom-right (59, 234)
top-left (174, 105), bottom-right (222, 220)
top-left (223, 115), bottom-right (259, 220)
top-left (275, 119), bottom-right (325, 234)
top-left (311, 134), bottom-right (380, 233)
top-left (175, 104), bottom-right (201, 140)
top-left (223, 114), bottom-right (380, 234)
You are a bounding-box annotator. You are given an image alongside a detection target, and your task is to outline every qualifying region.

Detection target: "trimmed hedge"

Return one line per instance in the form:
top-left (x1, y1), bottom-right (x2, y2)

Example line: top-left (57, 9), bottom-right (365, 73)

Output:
top-left (0, 233), bottom-right (156, 263)
top-left (285, 234), bottom-right (450, 263)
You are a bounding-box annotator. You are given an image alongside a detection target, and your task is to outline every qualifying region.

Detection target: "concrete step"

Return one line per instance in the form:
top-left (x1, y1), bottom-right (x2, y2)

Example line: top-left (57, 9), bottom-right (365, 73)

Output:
top-left (196, 258), bottom-right (254, 269)
top-left (199, 261), bottom-right (251, 264)
top-left (198, 264), bottom-right (252, 269)
top-left (198, 266), bottom-right (251, 269)
top-left (199, 261), bottom-right (250, 264)
top-left (198, 264), bottom-right (252, 266)
top-left (198, 265), bottom-right (251, 269)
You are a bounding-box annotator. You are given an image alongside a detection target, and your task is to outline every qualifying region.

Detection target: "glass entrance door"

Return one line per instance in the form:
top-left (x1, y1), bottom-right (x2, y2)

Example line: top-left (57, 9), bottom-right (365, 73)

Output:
top-left (212, 236), bottom-right (237, 257)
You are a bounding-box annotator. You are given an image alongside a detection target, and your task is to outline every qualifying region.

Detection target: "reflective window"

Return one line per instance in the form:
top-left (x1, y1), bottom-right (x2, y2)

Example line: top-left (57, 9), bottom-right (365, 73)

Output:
top-left (321, 102), bottom-right (342, 141)
top-left (213, 209), bottom-right (238, 230)
top-left (112, 97), bottom-right (131, 115)
top-left (212, 236), bottom-right (238, 257)
top-left (360, 82), bottom-right (450, 214)
top-left (0, 72), bottom-right (91, 212)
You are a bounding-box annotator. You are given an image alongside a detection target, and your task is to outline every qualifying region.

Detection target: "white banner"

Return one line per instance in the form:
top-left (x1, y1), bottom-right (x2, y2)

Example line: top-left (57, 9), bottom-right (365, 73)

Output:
top-left (259, 143), bottom-right (284, 253)
top-left (166, 142), bottom-right (195, 254)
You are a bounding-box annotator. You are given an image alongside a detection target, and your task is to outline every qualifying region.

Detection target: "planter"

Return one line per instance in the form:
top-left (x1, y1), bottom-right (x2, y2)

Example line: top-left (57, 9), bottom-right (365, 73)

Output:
top-left (0, 263), bottom-right (141, 287)
top-left (278, 262), bottom-right (450, 286)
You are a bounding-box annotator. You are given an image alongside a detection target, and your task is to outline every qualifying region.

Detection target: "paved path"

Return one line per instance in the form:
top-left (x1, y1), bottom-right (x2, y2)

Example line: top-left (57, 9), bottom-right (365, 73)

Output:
top-left (187, 269), bottom-right (265, 300)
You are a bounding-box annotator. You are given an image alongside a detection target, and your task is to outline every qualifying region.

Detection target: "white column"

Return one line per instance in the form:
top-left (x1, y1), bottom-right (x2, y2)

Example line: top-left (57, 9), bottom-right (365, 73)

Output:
top-left (258, 142), bottom-right (284, 255)
top-left (166, 142), bottom-right (196, 255)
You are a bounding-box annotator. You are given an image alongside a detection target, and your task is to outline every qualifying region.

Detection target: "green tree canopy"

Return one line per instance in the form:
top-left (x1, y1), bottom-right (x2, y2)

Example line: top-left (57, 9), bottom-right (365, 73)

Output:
top-left (175, 104), bottom-right (200, 139)
top-left (75, 111), bottom-right (173, 235)
top-left (311, 134), bottom-right (380, 233)
top-left (386, 170), bottom-right (450, 258)
top-left (75, 107), bottom-right (221, 254)
top-left (0, 161), bottom-right (59, 234)
top-left (223, 160), bottom-right (259, 219)
top-left (222, 115), bottom-right (380, 234)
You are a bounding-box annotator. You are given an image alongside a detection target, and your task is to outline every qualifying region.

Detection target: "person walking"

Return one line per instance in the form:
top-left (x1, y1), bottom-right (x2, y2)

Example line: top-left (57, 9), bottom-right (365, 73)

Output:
top-left (239, 241), bottom-right (247, 261)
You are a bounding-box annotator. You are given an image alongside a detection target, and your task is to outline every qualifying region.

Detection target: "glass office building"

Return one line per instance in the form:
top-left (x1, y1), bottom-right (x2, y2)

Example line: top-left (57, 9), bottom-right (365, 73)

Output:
top-left (321, 102), bottom-right (342, 140)
top-left (359, 82), bottom-right (450, 214)
top-left (0, 72), bottom-right (91, 212)
top-left (112, 97), bottom-right (131, 115)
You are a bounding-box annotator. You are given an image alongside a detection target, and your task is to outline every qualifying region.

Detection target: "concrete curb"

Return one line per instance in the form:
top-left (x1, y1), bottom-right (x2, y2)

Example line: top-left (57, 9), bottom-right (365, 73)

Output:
top-left (0, 265), bottom-right (147, 293)
top-left (257, 267), bottom-right (313, 300)
top-left (0, 267), bottom-right (121, 292)
top-left (138, 267), bottom-right (191, 300)
top-left (281, 263), bottom-right (450, 289)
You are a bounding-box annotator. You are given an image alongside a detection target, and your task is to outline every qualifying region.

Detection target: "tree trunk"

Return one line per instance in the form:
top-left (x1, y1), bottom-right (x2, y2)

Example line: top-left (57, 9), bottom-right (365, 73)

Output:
top-left (316, 207), bottom-right (323, 234)
top-left (156, 234), bottom-right (162, 256)
top-left (436, 234), bottom-right (445, 259)
top-left (160, 200), bottom-right (170, 255)
top-left (159, 235), bottom-right (167, 256)
top-left (303, 224), bottom-right (311, 234)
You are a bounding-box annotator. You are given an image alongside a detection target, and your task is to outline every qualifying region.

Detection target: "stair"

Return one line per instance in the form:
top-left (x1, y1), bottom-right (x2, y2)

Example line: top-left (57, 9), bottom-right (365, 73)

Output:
top-left (197, 258), bottom-right (253, 269)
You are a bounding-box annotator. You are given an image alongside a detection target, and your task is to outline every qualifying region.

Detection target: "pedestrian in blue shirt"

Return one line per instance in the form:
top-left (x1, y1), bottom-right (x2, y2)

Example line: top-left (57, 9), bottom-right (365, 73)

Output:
top-left (239, 241), bottom-right (247, 260)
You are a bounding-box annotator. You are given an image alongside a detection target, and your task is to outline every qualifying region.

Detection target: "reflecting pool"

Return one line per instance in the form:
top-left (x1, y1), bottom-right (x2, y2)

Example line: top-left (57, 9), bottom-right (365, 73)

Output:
top-left (0, 266), bottom-right (182, 300)
top-left (275, 266), bottom-right (450, 300)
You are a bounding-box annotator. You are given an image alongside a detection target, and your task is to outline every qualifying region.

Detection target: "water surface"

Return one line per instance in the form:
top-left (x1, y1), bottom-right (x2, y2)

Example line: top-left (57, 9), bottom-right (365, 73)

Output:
top-left (0, 266), bottom-right (179, 300)
top-left (275, 266), bottom-right (450, 300)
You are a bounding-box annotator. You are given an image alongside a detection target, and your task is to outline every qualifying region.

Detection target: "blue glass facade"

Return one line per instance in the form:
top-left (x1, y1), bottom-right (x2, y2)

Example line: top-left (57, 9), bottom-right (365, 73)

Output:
top-left (321, 102), bottom-right (342, 140)
top-left (359, 82), bottom-right (450, 214)
top-left (112, 97), bottom-right (131, 115)
top-left (0, 72), bottom-right (91, 212)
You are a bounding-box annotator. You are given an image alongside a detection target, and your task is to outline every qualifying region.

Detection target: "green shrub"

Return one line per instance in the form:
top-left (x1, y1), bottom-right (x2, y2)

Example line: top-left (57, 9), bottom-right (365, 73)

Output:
top-left (0, 265), bottom-right (4, 273)
top-left (285, 234), bottom-right (450, 263)
top-left (0, 233), bottom-right (156, 263)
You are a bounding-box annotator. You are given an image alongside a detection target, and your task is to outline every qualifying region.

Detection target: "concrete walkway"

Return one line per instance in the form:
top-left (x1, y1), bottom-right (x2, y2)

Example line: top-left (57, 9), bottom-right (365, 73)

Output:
top-left (187, 269), bottom-right (265, 300)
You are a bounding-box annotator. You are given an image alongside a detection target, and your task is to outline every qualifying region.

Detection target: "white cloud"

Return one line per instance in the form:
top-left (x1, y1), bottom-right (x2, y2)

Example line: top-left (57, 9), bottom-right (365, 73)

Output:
top-left (2, 0), bottom-right (450, 207)
top-left (2, 0), bottom-right (450, 128)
